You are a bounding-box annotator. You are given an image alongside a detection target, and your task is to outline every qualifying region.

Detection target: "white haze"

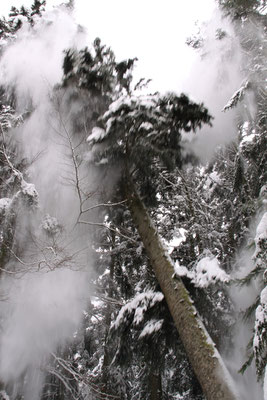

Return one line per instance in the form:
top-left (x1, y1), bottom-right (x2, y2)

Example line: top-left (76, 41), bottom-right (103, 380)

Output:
top-left (226, 241), bottom-right (264, 400)
top-left (1, 0), bottom-right (216, 94)
top-left (0, 7), bottom-right (87, 107)
top-left (73, 0), bottom-right (243, 161)
top-left (0, 7), bottom-right (95, 398)
top-left (189, 11), bottom-right (264, 399)
top-left (73, 0), bottom-right (216, 93)
top-left (179, 8), bottom-right (243, 161)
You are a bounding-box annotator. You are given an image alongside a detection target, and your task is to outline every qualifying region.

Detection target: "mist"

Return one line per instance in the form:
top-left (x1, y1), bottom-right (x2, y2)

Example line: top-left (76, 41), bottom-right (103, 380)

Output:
top-left (225, 226), bottom-right (264, 400)
top-left (178, 7), bottom-right (244, 161)
top-left (176, 5), bottom-right (266, 399)
top-left (0, 6), bottom-right (97, 398)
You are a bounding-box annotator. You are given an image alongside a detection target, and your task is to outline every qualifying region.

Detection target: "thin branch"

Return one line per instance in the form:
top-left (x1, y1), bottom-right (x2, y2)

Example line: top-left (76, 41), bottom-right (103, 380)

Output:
top-left (50, 353), bottom-right (120, 399)
top-left (46, 368), bottom-right (79, 400)
top-left (78, 219), bottom-right (137, 244)
top-left (81, 199), bottom-right (127, 214)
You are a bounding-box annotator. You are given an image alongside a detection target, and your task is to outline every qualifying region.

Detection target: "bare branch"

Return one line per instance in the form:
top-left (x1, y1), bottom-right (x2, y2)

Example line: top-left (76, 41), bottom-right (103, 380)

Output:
top-left (81, 199), bottom-right (127, 214)
top-left (78, 219), bottom-right (137, 244)
top-left (49, 353), bottom-right (121, 399)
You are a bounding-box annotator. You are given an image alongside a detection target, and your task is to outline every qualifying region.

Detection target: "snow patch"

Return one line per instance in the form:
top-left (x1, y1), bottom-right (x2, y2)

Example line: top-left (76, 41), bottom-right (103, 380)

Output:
top-left (222, 81), bottom-right (250, 111)
top-left (253, 212), bottom-right (267, 259)
top-left (240, 121), bottom-right (256, 148)
top-left (241, 133), bottom-right (255, 146)
top-left (139, 122), bottom-right (153, 131)
top-left (0, 198), bottom-right (11, 212)
top-left (103, 94), bottom-right (157, 120)
top-left (87, 127), bottom-right (107, 143)
top-left (264, 367), bottom-right (267, 400)
top-left (204, 170), bottom-right (222, 194)
top-left (111, 291), bottom-right (164, 331)
top-left (0, 391), bottom-right (10, 400)
top-left (164, 228), bottom-right (187, 254)
top-left (139, 319), bottom-right (164, 338)
top-left (253, 286), bottom-right (267, 351)
top-left (42, 214), bottom-right (62, 236)
top-left (194, 256), bottom-right (230, 288)
top-left (173, 255), bottom-right (230, 288)
top-left (209, 171), bottom-right (222, 184)
top-left (255, 212), bottom-right (267, 242)
top-left (21, 180), bottom-right (38, 200)
top-left (173, 260), bottom-right (194, 280)
top-left (96, 157), bottom-right (108, 165)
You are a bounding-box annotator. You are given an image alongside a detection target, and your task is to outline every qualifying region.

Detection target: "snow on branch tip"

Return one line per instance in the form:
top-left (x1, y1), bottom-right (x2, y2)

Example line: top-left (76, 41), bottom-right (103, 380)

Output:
top-left (222, 81), bottom-right (251, 112)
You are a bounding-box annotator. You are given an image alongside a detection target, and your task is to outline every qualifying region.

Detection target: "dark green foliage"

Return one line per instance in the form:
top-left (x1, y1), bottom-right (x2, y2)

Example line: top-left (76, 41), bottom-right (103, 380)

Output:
top-left (10, 0), bottom-right (46, 25)
top-left (215, 28), bottom-right (227, 40)
top-left (153, 166), bottom-right (236, 349)
top-left (115, 58), bottom-right (137, 81)
top-left (108, 295), bottom-right (204, 399)
top-left (62, 49), bottom-right (75, 76)
top-left (233, 153), bottom-right (245, 191)
top-left (218, 0), bottom-right (266, 18)
top-left (219, 3), bottom-right (267, 381)
top-left (62, 39), bottom-right (137, 98)
top-left (31, 0), bottom-right (46, 16)
top-left (87, 92), bottom-right (212, 206)
top-left (0, 0), bottom-right (46, 42)
top-left (254, 303), bottom-right (267, 379)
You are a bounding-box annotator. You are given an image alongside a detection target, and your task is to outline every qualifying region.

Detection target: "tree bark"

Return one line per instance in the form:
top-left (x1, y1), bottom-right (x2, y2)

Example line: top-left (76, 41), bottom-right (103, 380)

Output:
top-left (126, 183), bottom-right (240, 400)
top-left (148, 369), bottom-right (162, 400)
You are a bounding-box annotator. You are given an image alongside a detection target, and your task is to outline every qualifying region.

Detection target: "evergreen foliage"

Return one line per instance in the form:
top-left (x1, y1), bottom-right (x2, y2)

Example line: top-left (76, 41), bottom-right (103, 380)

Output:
top-left (218, 0), bottom-right (267, 18)
top-left (218, 0), bottom-right (267, 380)
top-left (87, 92), bottom-right (212, 206)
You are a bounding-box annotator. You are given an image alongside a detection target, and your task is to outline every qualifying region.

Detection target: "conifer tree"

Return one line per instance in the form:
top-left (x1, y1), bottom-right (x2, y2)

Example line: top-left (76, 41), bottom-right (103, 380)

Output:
top-left (64, 42), bottom-right (239, 399)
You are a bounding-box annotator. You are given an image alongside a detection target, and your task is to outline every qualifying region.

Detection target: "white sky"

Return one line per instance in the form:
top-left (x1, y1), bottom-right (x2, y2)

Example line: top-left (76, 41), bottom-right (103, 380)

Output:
top-left (0, 0), bottom-right (216, 93)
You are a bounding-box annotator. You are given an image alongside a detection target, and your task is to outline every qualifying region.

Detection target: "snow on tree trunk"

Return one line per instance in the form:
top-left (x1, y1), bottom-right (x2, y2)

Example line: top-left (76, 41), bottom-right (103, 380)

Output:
top-left (126, 182), bottom-right (240, 400)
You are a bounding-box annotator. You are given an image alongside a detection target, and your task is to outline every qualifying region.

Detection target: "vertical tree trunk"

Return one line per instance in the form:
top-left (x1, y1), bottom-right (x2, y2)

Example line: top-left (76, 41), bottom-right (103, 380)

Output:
top-left (101, 230), bottom-right (116, 395)
top-left (148, 369), bottom-right (162, 400)
top-left (126, 183), bottom-right (240, 400)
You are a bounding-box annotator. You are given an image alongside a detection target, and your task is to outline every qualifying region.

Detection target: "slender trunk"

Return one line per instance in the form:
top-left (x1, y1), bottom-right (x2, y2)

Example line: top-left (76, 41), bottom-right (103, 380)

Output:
top-left (102, 230), bottom-right (115, 395)
top-left (126, 182), bottom-right (240, 400)
top-left (148, 369), bottom-right (162, 400)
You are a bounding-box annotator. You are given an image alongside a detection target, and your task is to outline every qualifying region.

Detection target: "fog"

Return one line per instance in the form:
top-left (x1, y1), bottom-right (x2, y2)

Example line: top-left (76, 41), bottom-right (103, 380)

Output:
top-left (0, 6), bottom-right (96, 398)
top-left (0, 1), bottom-right (264, 399)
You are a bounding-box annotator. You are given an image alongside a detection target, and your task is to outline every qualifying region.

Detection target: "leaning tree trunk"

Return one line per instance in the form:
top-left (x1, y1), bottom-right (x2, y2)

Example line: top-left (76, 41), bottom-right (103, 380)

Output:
top-left (126, 182), bottom-right (240, 400)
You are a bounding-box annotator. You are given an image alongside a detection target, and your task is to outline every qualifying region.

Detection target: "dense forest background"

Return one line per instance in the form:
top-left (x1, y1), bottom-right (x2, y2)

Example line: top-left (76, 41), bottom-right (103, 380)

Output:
top-left (0, 1), bottom-right (266, 399)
